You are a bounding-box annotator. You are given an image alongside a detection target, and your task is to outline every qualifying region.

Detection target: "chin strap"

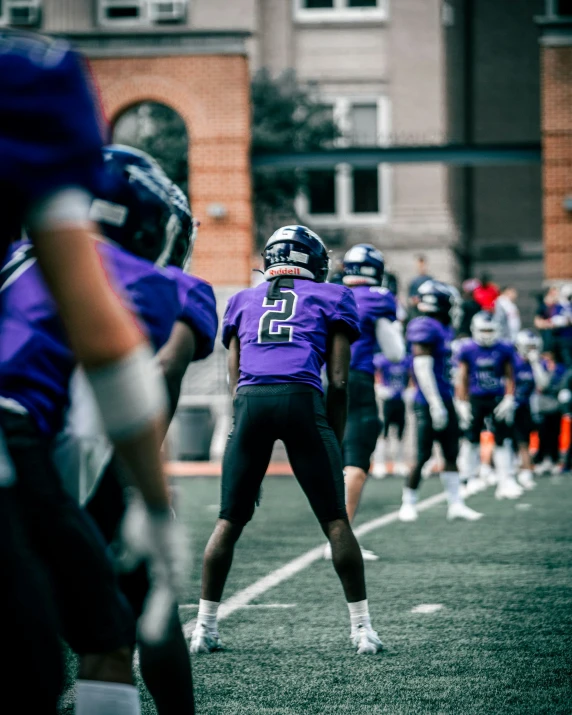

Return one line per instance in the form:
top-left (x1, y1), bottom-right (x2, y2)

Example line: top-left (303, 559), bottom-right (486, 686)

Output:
top-left (266, 276), bottom-right (294, 300)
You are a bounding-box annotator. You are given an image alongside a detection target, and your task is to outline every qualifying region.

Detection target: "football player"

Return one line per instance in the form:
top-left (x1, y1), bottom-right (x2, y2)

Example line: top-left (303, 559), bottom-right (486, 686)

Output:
top-left (340, 245), bottom-right (405, 556)
top-left (399, 280), bottom-right (483, 522)
top-left (512, 330), bottom-right (545, 490)
top-left (455, 312), bottom-right (521, 500)
top-left (0, 31), bottom-right (178, 712)
top-left (372, 352), bottom-right (412, 478)
top-left (191, 226), bottom-right (383, 656)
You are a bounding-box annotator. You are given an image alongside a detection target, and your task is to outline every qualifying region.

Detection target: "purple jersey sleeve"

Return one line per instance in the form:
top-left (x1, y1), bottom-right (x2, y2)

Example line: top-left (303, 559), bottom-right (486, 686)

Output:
top-left (329, 287), bottom-right (360, 343)
top-left (406, 317), bottom-right (440, 347)
top-left (166, 267), bottom-right (218, 361)
top-left (371, 288), bottom-right (398, 322)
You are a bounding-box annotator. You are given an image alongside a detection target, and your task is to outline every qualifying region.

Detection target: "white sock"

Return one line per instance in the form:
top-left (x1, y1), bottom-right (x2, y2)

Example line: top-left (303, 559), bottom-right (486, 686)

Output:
top-left (75, 681), bottom-right (140, 715)
top-left (402, 486), bottom-right (418, 505)
top-left (460, 441), bottom-right (479, 481)
top-left (494, 444), bottom-right (512, 484)
top-left (395, 440), bottom-right (405, 464)
top-left (197, 599), bottom-right (219, 631)
top-left (374, 438), bottom-right (385, 464)
top-left (347, 599), bottom-right (372, 632)
top-left (520, 468), bottom-right (533, 480)
top-left (441, 471), bottom-right (462, 505)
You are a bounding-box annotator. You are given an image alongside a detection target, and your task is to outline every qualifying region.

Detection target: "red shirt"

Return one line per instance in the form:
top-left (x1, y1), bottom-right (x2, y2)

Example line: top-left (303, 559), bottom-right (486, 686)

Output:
top-left (473, 284), bottom-right (500, 312)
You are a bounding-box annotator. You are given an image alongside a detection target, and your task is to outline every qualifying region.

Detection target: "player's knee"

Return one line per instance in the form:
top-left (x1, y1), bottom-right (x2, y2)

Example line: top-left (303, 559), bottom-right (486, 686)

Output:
top-left (78, 646), bottom-right (134, 684)
top-left (211, 518), bottom-right (244, 546)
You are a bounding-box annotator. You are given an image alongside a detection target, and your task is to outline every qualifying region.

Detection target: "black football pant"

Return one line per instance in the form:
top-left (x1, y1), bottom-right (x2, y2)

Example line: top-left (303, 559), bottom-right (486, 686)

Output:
top-left (0, 409), bottom-right (136, 655)
top-left (221, 384), bottom-right (347, 525)
top-left (343, 370), bottom-right (381, 472)
top-left (383, 397), bottom-right (406, 440)
top-left (534, 411), bottom-right (562, 464)
top-left (466, 395), bottom-right (511, 447)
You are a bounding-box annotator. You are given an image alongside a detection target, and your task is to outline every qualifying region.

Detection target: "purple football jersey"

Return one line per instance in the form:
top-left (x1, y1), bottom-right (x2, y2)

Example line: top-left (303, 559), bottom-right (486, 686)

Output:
top-left (166, 267), bottom-right (218, 361)
top-left (349, 285), bottom-right (397, 375)
top-left (513, 353), bottom-right (535, 406)
top-left (456, 339), bottom-right (514, 397)
top-left (0, 31), bottom-right (106, 253)
top-left (374, 354), bottom-right (412, 398)
top-left (406, 317), bottom-right (455, 403)
top-left (0, 241), bottom-right (179, 436)
top-left (222, 278), bottom-right (360, 392)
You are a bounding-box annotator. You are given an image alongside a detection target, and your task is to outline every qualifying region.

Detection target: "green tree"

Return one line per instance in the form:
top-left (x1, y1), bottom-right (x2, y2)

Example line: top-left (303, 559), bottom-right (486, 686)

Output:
top-left (251, 69), bottom-right (339, 249)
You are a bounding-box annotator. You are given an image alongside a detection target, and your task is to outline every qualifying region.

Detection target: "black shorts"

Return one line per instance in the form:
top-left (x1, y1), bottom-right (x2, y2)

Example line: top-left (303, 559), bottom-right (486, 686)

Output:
top-left (382, 397), bottom-right (406, 439)
top-left (513, 403), bottom-right (533, 446)
top-left (414, 400), bottom-right (459, 466)
top-left (467, 394), bottom-right (511, 446)
top-left (342, 370), bottom-right (381, 472)
top-left (220, 384), bottom-right (347, 525)
top-left (0, 410), bottom-right (136, 655)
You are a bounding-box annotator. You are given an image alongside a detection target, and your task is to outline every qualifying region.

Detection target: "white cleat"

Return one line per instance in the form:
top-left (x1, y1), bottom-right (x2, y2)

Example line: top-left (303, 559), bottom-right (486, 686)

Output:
top-left (394, 462), bottom-right (410, 477)
top-left (324, 543), bottom-right (379, 561)
top-left (495, 478), bottom-right (523, 500)
top-left (351, 624), bottom-right (383, 655)
top-left (190, 623), bottom-right (222, 654)
top-left (479, 463), bottom-right (498, 485)
top-left (447, 502), bottom-right (484, 521)
top-left (372, 462), bottom-right (387, 479)
top-left (398, 502), bottom-right (418, 522)
top-left (464, 477), bottom-right (487, 496)
top-left (517, 470), bottom-right (537, 490)
top-left (534, 458), bottom-right (553, 476)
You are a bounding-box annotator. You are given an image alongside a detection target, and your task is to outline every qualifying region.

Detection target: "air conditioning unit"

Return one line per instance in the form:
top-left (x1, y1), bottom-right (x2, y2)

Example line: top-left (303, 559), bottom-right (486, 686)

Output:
top-left (150, 0), bottom-right (187, 22)
top-left (99, 0), bottom-right (146, 23)
top-left (7, 0), bottom-right (42, 26)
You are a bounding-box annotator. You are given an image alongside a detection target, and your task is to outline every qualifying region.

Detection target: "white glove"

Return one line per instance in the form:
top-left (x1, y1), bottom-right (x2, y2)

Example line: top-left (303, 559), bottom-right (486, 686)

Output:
top-left (403, 387), bottom-right (416, 405)
top-left (527, 349), bottom-right (540, 364)
top-left (429, 401), bottom-right (449, 431)
top-left (494, 394), bottom-right (515, 425)
top-left (551, 314), bottom-right (569, 328)
top-left (558, 388), bottom-right (572, 405)
top-left (454, 399), bottom-right (472, 431)
top-left (119, 490), bottom-right (190, 644)
top-left (375, 384), bottom-right (394, 401)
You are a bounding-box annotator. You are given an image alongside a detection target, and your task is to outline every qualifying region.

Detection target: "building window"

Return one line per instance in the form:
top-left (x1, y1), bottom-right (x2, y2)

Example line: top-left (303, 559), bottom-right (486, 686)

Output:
top-left (294, 0), bottom-right (388, 22)
top-left (98, 0), bottom-right (187, 26)
top-left (299, 97), bottom-right (390, 225)
top-left (0, 0), bottom-right (42, 27)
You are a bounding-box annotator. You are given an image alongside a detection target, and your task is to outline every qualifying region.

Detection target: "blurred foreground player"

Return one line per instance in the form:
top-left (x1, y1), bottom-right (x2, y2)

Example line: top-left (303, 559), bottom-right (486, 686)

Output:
top-left (455, 312), bottom-right (520, 500)
top-left (0, 32), bottom-right (182, 713)
top-left (191, 226), bottom-right (383, 655)
top-left (339, 245), bottom-right (404, 560)
top-left (399, 281), bottom-right (483, 522)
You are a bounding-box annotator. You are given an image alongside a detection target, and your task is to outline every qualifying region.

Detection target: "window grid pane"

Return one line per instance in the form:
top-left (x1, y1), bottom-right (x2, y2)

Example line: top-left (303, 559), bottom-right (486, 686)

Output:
top-left (304, 0), bottom-right (334, 8)
top-left (352, 168), bottom-right (379, 213)
top-left (308, 170), bottom-right (336, 214)
top-left (350, 104), bottom-right (378, 146)
top-left (347, 0), bottom-right (378, 6)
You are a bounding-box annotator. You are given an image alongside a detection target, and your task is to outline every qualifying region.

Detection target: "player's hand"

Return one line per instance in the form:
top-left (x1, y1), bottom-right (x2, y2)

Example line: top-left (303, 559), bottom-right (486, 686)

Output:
top-left (550, 315), bottom-right (569, 328)
top-left (119, 490), bottom-right (190, 644)
top-left (527, 349), bottom-right (540, 364)
top-left (494, 394), bottom-right (515, 425)
top-left (429, 401), bottom-right (448, 431)
top-left (454, 399), bottom-right (472, 431)
top-left (558, 388), bottom-right (572, 405)
top-left (375, 384), bottom-right (393, 401)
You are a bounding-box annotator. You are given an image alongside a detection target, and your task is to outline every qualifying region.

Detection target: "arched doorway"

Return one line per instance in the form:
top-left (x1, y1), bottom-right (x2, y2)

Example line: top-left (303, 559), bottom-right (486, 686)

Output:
top-left (112, 101), bottom-right (189, 195)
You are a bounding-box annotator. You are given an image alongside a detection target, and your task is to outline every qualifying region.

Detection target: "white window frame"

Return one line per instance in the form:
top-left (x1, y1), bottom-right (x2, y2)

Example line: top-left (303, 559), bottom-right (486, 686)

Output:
top-left (1, 0), bottom-right (42, 27)
top-left (98, 0), bottom-right (149, 26)
top-left (297, 96), bottom-right (391, 227)
top-left (294, 0), bottom-right (389, 24)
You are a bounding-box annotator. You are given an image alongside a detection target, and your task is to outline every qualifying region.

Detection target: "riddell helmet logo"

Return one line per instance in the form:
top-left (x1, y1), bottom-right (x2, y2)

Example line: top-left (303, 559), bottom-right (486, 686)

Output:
top-left (268, 267), bottom-right (301, 276)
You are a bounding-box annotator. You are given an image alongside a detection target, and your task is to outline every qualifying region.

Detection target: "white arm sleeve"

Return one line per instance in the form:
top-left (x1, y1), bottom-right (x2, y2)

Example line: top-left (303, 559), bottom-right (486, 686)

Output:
top-left (413, 354), bottom-right (445, 410)
top-left (375, 319), bottom-right (405, 363)
top-left (530, 360), bottom-right (550, 391)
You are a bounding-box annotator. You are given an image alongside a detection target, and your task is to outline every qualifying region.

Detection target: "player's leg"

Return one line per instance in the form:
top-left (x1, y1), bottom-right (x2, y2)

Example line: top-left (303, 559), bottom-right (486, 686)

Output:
top-left (400, 402), bottom-right (434, 521)
top-left (514, 406), bottom-right (536, 490)
top-left (392, 399), bottom-right (408, 475)
top-left (437, 403), bottom-right (483, 521)
top-left (284, 388), bottom-right (382, 654)
top-left (462, 397), bottom-right (486, 494)
top-left (372, 405), bottom-right (390, 479)
top-left (192, 389), bottom-right (275, 653)
top-left (0, 410), bottom-right (139, 712)
top-left (492, 404), bottom-right (523, 499)
top-left (86, 460), bottom-right (195, 715)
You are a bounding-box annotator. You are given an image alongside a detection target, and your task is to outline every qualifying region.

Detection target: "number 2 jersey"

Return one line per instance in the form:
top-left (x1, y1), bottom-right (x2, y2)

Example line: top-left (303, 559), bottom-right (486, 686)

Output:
top-left (455, 338), bottom-right (514, 398)
top-left (222, 278), bottom-right (360, 392)
top-left (349, 285), bottom-right (397, 375)
top-left (406, 316), bottom-right (455, 404)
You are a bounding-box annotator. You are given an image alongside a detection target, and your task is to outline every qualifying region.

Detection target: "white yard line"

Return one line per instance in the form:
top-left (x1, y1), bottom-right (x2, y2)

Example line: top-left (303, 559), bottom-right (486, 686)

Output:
top-left (183, 491), bottom-right (447, 637)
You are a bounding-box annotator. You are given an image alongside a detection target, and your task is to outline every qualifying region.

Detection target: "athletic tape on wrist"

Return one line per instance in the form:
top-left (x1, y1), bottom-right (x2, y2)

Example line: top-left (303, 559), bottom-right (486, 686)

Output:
top-left (85, 344), bottom-right (167, 442)
top-left (26, 188), bottom-right (93, 231)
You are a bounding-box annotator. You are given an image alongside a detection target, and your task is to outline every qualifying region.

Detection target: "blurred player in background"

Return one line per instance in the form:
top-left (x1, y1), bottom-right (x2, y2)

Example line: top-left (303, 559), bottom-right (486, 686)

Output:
top-left (455, 312), bottom-right (520, 500)
top-left (533, 351), bottom-right (566, 475)
top-left (399, 280), bottom-right (483, 522)
top-left (372, 352), bottom-right (412, 478)
top-left (192, 226), bottom-right (383, 656)
top-left (0, 30), bottom-right (185, 713)
top-left (340, 244), bottom-right (405, 559)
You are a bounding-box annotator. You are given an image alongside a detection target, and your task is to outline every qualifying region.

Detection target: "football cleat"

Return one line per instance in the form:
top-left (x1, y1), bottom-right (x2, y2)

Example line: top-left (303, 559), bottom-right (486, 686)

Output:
top-left (463, 477), bottom-right (487, 497)
top-left (446, 502), bottom-right (484, 521)
top-left (398, 502), bottom-right (418, 522)
top-left (351, 624), bottom-right (383, 655)
top-left (394, 462), bottom-right (410, 477)
top-left (190, 623), bottom-right (222, 654)
top-left (371, 462), bottom-right (387, 479)
top-left (517, 470), bottom-right (536, 490)
top-left (479, 463), bottom-right (498, 485)
top-left (495, 478), bottom-right (523, 500)
top-left (324, 543), bottom-right (379, 561)
top-left (534, 458), bottom-right (554, 476)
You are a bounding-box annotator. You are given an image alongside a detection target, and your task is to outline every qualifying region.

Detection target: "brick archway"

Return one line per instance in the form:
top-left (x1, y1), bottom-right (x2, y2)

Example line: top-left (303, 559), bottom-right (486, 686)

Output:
top-left (89, 54), bottom-right (253, 287)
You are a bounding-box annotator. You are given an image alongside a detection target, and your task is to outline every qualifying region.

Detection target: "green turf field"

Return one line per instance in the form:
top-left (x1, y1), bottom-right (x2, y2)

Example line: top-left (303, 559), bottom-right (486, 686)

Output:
top-left (60, 474), bottom-right (572, 713)
top-left (143, 473), bottom-right (572, 714)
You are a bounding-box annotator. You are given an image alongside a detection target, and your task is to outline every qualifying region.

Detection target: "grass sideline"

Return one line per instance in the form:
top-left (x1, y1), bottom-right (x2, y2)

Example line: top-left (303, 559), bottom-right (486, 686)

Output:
top-left (62, 475), bottom-right (572, 714)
